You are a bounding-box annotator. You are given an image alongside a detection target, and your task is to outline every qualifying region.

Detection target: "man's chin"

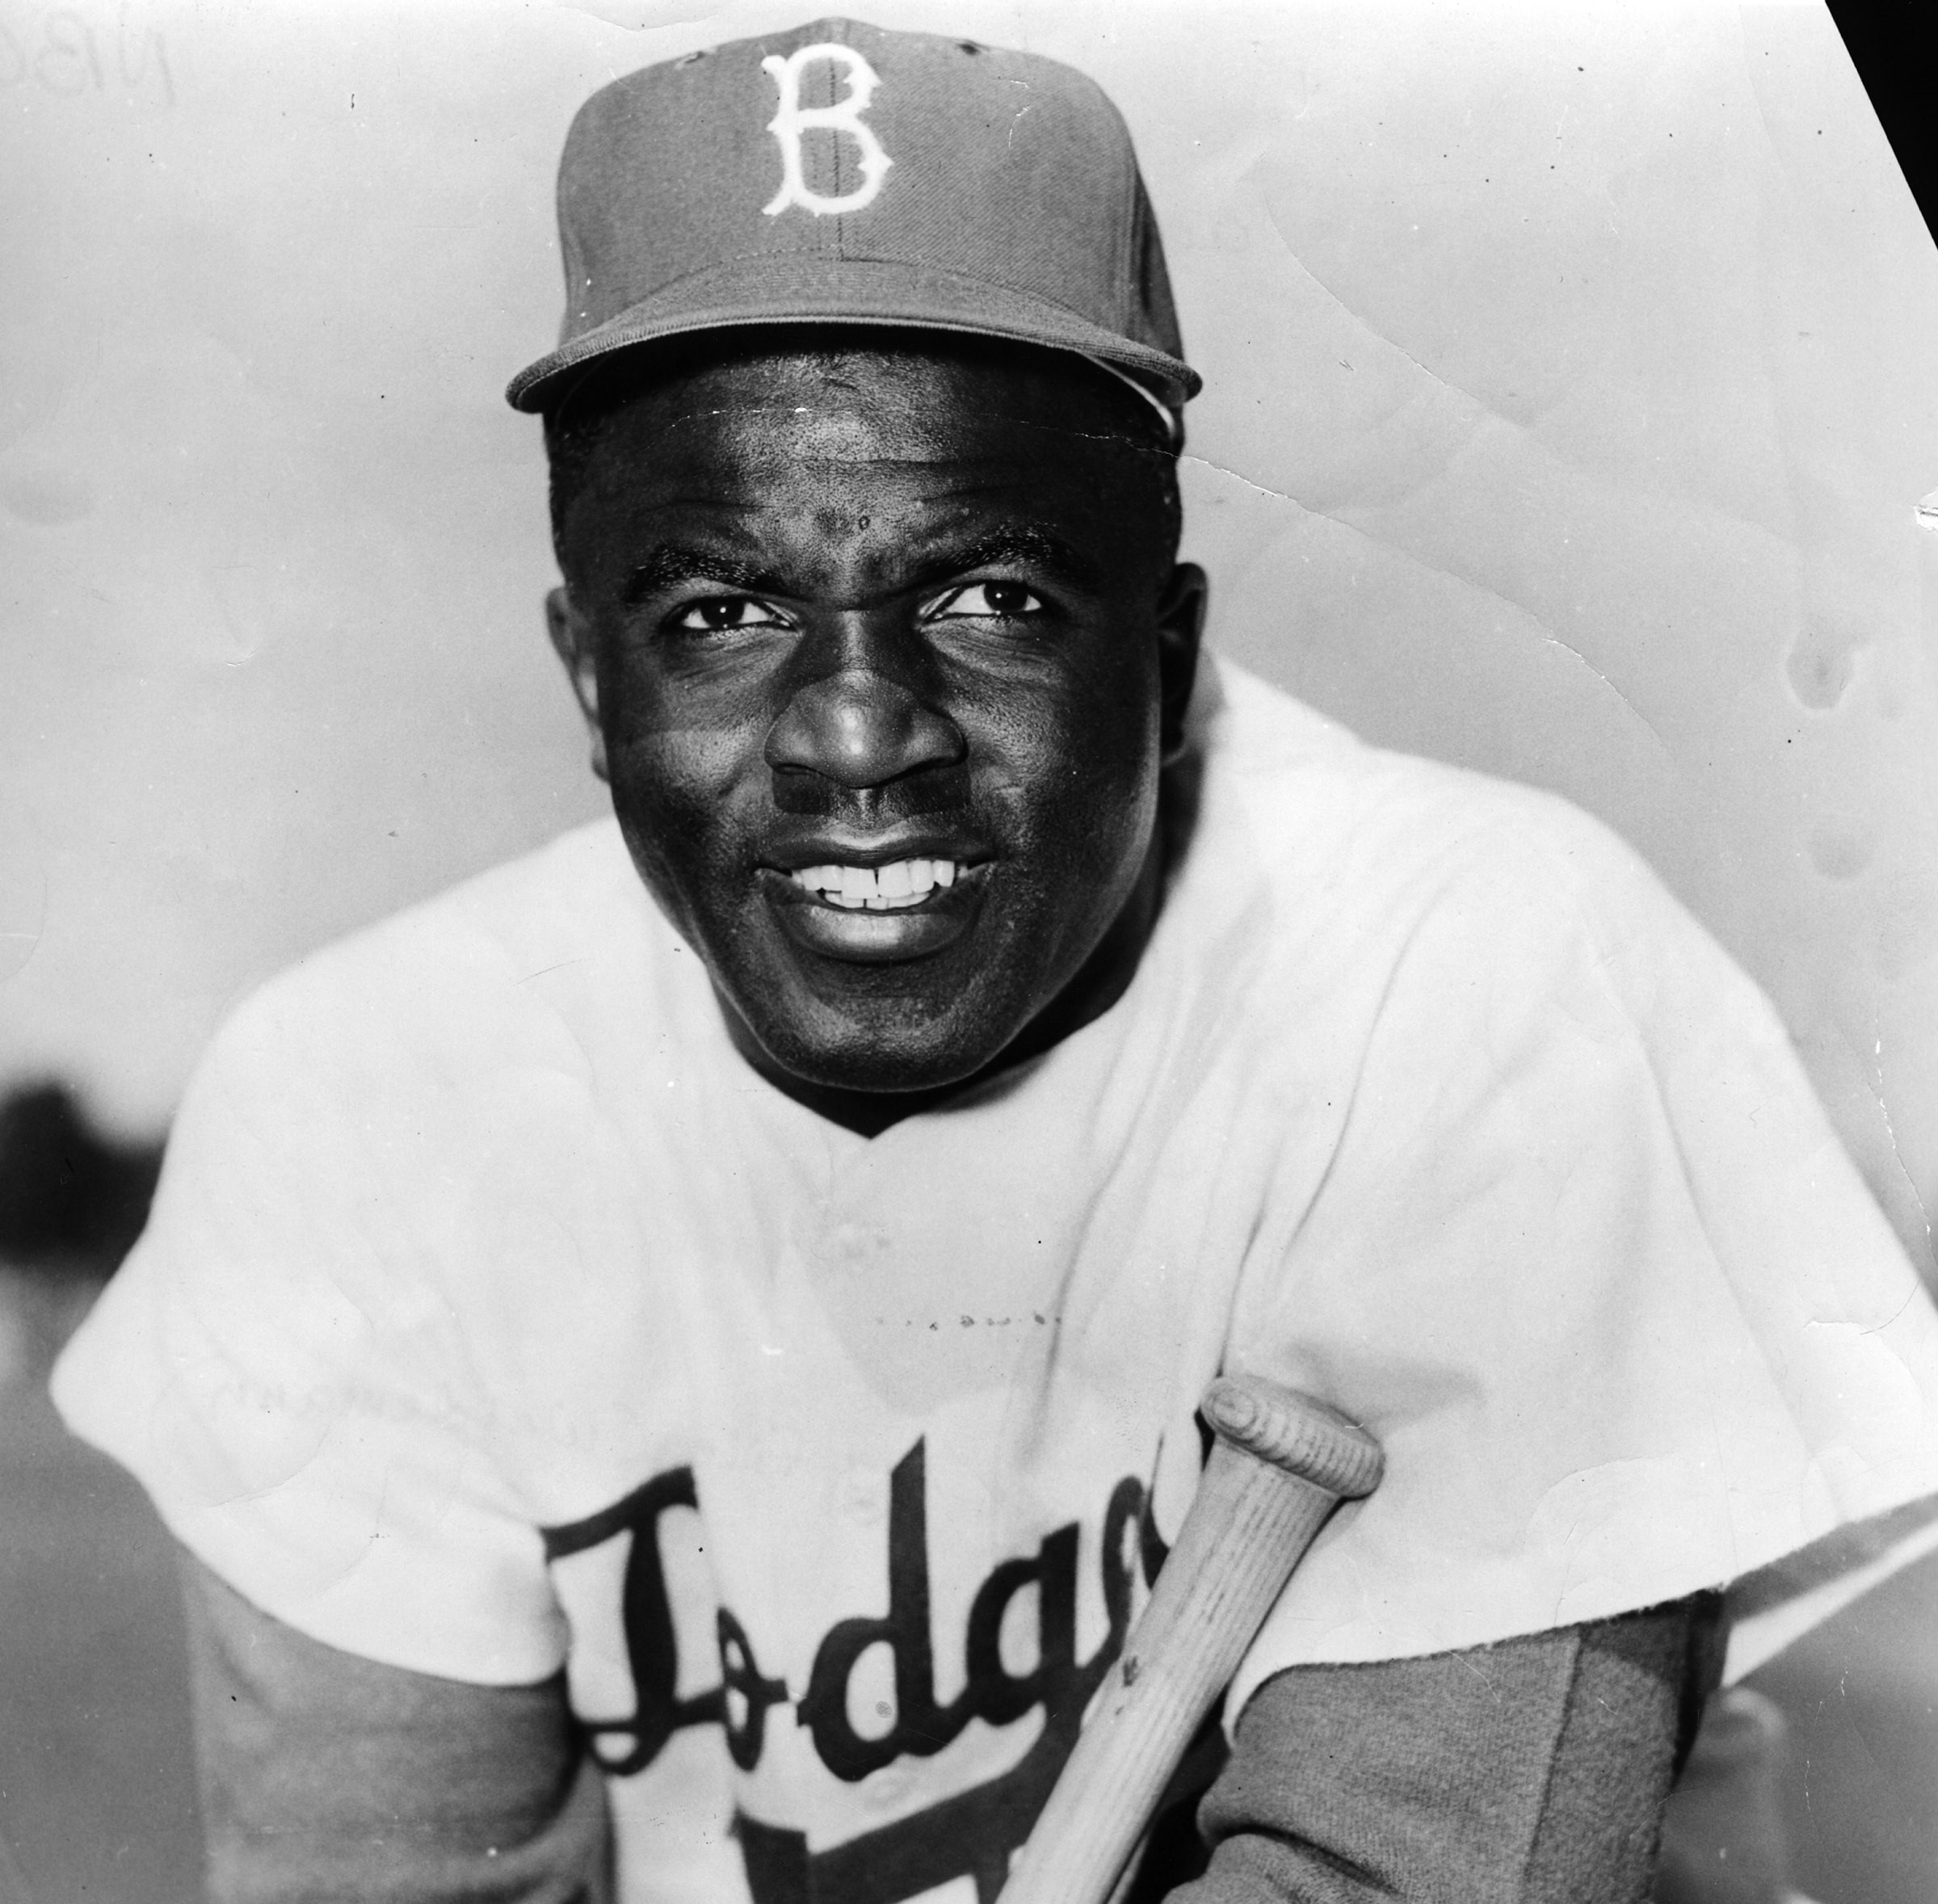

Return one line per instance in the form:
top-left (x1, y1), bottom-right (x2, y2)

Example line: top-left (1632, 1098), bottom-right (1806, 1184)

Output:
top-left (756, 1033), bottom-right (1008, 1101)
top-left (724, 990), bottom-right (1024, 1103)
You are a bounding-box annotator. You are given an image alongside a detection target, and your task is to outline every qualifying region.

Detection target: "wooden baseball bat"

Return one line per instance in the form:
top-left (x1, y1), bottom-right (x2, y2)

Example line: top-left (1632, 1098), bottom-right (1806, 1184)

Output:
top-left (1000, 1375), bottom-right (1384, 1904)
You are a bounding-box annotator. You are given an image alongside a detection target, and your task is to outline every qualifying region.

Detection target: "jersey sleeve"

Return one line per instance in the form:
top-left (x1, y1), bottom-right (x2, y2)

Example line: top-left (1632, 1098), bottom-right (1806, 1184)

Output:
top-left (1223, 803), bottom-right (1938, 1706)
top-left (50, 968), bottom-right (570, 1687)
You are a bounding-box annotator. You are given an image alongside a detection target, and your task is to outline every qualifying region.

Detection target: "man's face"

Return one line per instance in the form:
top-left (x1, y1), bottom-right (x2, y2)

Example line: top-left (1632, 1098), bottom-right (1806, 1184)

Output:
top-left (548, 341), bottom-right (1203, 1101)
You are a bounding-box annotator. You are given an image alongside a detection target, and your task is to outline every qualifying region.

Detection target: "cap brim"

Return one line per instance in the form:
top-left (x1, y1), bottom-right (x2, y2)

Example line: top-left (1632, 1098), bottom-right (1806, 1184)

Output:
top-left (505, 254), bottom-right (1199, 414)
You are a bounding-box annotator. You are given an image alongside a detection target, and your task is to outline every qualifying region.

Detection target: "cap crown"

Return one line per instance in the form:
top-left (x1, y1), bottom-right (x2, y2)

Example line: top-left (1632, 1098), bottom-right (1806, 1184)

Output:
top-left (507, 17), bottom-right (1196, 413)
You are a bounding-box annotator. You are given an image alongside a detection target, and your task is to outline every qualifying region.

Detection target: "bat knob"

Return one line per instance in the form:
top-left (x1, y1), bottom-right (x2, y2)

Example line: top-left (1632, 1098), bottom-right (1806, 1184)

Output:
top-left (1201, 1375), bottom-right (1384, 1499)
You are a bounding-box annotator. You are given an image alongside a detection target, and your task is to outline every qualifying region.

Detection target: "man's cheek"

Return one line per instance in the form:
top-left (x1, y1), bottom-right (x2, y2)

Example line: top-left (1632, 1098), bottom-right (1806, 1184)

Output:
top-left (610, 717), bottom-right (766, 807)
top-left (607, 748), bottom-right (750, 897)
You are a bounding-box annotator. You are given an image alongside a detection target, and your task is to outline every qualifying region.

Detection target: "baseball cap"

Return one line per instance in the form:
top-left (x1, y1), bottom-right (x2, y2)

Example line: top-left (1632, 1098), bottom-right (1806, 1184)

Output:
top-left (506, 16), bottom-right (1198, 422)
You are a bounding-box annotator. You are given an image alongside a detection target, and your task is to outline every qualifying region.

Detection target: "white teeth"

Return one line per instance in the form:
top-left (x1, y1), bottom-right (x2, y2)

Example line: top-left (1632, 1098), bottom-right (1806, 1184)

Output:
top-left (788, 858), bottom-right (966, 910)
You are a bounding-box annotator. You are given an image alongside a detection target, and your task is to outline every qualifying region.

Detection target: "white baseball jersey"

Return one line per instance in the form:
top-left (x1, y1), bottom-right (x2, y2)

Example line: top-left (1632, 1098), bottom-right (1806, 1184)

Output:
top-left (53, 658), bottom-right (1938, 1904)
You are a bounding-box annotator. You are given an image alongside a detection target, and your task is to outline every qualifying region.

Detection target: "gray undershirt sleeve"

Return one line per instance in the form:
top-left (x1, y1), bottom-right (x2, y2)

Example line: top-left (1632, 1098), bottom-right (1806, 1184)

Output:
top-left (180, 1552), bottom-right (610, 1904)
top-left (1167, 1595), bottom-right (1724, 1904)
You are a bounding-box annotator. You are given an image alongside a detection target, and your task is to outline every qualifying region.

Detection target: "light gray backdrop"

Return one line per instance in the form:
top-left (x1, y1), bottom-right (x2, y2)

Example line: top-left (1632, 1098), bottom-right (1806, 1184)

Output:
top-left (4, 0), bottom-right (1936, 1286)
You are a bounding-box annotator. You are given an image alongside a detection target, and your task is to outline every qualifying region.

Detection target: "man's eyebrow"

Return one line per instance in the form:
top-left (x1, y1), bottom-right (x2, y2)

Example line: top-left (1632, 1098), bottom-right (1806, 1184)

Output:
top-left (621, 546), bottom-right (785, 605)
top-left (620, 526), bottom-right (1102, 607)
top-left (910, 526), bottom-right (1102, 591)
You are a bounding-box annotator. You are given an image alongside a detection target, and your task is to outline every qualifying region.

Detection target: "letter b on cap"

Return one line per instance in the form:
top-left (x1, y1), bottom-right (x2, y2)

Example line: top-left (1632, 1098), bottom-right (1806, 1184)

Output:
top-left (761, 44), bottom-right (892, 217)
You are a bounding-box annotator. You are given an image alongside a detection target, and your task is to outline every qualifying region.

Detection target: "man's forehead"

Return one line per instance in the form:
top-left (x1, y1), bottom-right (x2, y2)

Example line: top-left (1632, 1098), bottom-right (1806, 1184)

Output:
top-left (588, 458), bottom-right (1133, 582)
top-left (582, 345), bottom-right (1133, 453)
top-left (621, 519), bottom-right (1104, 599)
top-left (575, 381), bottom-right (1149, 526)
top-left (620, 393), bottom-right (983, 464)
top-left (548, 337), bottom-right (1179, 583)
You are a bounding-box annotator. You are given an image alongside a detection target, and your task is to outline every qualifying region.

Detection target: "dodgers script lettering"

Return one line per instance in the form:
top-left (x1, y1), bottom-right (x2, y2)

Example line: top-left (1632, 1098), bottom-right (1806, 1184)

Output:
top-left (541, 1440), bottom-right (1174, 1904)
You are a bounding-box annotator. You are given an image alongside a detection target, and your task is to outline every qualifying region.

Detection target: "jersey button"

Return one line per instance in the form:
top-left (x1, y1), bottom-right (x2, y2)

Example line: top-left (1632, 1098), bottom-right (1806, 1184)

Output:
top-left (837, 1466), bottom-right (885, 1528)
top-left (862, 1760), bottom-right (917, 1810)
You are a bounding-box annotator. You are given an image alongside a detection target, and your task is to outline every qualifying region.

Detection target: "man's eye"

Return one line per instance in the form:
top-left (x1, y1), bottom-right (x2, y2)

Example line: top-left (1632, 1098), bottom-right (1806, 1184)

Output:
top-left (667, 596), bottom-right (788, 634)
top-left (928, 581), bottom-right (1045, 620)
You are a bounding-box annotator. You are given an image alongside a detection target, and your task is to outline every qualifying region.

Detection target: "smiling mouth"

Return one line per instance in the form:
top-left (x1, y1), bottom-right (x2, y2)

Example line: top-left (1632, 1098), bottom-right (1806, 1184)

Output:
top-left (788, 858), bottom-right (965, 910)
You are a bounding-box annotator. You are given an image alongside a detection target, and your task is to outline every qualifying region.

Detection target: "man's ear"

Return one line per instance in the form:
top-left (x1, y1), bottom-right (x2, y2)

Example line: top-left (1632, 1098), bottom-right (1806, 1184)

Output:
top-left (1156, 562), bottom-right (1207, 765)
top-left (545, 585), bottom-right (608, 783)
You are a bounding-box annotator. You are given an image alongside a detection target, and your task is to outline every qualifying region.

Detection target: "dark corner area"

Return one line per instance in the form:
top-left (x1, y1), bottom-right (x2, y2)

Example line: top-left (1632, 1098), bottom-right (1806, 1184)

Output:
top-left (1825, 0), bottom-right (1938, 245)
top-left (0, 1079), bottom-right (162, 1280)
top-left (0, 1079), bottom-right (203, 1904)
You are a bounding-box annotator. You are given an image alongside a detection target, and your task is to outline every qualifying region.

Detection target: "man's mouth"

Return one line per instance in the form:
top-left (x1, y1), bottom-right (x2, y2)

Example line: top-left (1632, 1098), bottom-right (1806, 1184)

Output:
top-left (787, 858), bottom-right (964, 911)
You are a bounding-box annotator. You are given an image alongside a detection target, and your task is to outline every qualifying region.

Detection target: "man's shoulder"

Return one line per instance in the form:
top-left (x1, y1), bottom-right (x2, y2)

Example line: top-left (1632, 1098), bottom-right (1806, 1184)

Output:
top-left (1206, 659), bottom-right (1656, 930)
top-left (206, 818), bottom-right (663, 1099)
top-left (1190, 659), bottom-right (1754, 1061)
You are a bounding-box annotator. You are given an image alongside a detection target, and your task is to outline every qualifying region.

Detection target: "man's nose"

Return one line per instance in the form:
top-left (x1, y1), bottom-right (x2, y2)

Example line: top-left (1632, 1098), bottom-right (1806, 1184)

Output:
top-left (764, 666), bottom-right (964, 791)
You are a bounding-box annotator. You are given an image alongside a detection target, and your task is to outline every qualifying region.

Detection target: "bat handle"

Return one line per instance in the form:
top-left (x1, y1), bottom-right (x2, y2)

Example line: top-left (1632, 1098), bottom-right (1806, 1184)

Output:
top-left (1000, 1375), bottom-right (1383, 1904)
